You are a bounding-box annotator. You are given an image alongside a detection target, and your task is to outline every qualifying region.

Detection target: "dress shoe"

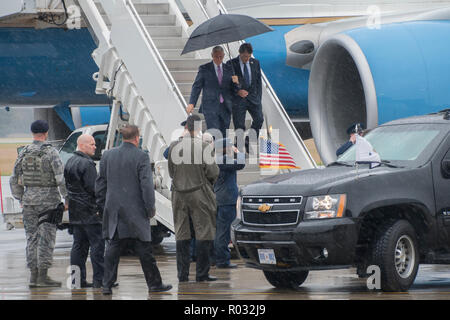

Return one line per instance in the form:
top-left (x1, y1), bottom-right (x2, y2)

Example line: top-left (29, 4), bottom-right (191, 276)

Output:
top-left (102, 287), bottom-right (112, 295)
top-left (148, 283), bottom-right (172, 293)
top-left (196, 275), bottom-right (218, 282)
top-left (81, 282), bottom-right (93, 288)
top-left (178, 276), bottom-right (189, 283)
top-left (216, 263), bottom-right (238, 269)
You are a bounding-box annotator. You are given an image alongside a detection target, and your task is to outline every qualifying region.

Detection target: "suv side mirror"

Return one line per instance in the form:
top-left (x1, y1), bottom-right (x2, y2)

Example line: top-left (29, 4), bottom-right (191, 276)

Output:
top-left (441, 159), bottom-right (450, 179)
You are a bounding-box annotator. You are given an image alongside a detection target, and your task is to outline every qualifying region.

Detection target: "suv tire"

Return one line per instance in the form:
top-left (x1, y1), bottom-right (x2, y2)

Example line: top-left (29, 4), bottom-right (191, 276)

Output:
top-left (263, 270), bottom-right (309, 289)
top-left (372, 219), bottom-right (419, 292)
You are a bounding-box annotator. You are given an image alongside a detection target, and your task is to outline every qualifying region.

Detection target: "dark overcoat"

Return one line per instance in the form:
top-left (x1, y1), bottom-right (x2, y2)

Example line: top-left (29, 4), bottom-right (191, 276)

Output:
top-left (95, 142), bottom-right (155, 241)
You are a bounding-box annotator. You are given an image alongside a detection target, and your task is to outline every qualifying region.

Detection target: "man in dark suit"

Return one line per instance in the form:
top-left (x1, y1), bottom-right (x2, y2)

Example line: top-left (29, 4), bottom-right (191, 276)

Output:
top-left (227, 43), bottom-right (263, 151)
top-left (187, 46), bottom-right (238, 138)
top-left (95, 124), bottom-right (171, 295)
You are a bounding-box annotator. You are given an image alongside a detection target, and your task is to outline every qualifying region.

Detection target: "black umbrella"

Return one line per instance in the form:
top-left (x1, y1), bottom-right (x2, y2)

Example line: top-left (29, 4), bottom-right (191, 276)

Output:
top-left (181, 14), bottom-right (274, 56)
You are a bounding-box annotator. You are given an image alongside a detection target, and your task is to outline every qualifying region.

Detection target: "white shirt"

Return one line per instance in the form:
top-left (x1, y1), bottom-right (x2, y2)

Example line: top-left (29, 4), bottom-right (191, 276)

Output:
top-left (239, 58), bottom-right (252, 84)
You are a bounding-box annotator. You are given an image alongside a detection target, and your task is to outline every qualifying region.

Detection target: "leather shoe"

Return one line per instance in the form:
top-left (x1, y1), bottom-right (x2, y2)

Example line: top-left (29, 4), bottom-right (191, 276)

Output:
top-left (148, 283), bottom-right (172, 293)
top-left (81, 282), bottom-right (93, 288)
top-left (102, 287), bottom-right (112, 295)
top-left (196, 275), bottom-right (218, 282)
top-left (178, 277), bottom-right (189, 283)
top-left (216, 263), bottom-right (238, 269)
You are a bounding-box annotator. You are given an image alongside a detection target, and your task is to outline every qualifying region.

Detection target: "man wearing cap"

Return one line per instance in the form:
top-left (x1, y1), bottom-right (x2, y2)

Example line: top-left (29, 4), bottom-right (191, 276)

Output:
top-left (168, 114), bottom-right (219, 282)
top-left (213, 138), bottom-right (245, 268)
top-left (10, 120), bottom-right (67, 287)
top-left (336, 123), bottom-right (365, 157)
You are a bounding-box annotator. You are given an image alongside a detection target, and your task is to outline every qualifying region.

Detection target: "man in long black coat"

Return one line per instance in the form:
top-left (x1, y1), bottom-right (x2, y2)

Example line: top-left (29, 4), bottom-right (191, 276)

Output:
top-left (95, 124), bottom-right (171, 295)
top-left (64, 134), bottom-right (104, 288)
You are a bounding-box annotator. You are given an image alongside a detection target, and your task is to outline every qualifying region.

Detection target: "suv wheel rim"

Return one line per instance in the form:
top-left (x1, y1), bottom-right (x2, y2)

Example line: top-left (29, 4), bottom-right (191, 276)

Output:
top-left (395, 235), bottom-right (415, 279)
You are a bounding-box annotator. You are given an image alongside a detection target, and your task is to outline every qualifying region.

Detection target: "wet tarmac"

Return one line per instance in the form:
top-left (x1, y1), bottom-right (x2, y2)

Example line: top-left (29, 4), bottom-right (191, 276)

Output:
top-left (1, 227), bottom-right (450, 300)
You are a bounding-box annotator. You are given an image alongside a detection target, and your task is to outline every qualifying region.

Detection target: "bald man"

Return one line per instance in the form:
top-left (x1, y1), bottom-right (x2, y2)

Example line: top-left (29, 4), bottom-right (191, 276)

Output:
top-left (64, 134), bottom-right (105, 288)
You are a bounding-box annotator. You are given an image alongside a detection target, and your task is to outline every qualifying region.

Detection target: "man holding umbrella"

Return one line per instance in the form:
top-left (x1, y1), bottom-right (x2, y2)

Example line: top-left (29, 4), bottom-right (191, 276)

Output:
top-left (181, 13), bottom-right (273, 140)
top-left (227, 43), bottom-right (263, 152)
top-left (186, 46), bottom-right (238, 138)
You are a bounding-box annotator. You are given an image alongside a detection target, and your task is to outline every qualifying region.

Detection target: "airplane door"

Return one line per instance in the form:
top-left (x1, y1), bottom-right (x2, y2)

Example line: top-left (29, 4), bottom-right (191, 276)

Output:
top-left (432, 133), bottom-right (450, 249)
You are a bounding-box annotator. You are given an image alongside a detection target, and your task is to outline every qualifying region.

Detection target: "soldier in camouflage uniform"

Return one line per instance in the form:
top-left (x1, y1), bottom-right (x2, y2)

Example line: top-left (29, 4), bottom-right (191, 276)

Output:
top-left (10, 120), bottom-right (67, 288)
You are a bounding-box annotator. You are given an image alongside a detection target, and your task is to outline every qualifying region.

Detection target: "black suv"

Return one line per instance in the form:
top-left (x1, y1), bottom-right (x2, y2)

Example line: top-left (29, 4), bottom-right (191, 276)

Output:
top-left (232, 111), bottom-right (450, 292)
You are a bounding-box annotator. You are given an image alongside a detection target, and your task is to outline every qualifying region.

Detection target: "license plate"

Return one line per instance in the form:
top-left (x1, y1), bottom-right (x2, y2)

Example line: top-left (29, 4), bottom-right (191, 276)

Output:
top-left (258, 249), bottom-right (276, 264)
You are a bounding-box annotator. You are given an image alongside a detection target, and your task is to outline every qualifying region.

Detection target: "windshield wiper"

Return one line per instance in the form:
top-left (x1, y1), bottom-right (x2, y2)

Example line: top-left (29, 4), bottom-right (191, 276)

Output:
top-left (379, 160), bottom-right (404, 168)
top-left (355, 160), bottom-right (404, 168)
top-left (328, 161), bottom-right (354, 167)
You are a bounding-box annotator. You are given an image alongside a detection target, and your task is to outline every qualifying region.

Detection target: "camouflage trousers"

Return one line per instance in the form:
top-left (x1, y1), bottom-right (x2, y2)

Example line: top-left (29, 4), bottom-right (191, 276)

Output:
top-left (22, 205), bottom-right (57, 270)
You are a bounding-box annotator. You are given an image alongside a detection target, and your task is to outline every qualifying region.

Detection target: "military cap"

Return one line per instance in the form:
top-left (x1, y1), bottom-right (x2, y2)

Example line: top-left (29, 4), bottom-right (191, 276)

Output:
top-left (30, 120), bottom-right (49, 133)
top-left (186, 114), bottom-right (202, 132)
top-left (346, 123), bottom-right (365, 135)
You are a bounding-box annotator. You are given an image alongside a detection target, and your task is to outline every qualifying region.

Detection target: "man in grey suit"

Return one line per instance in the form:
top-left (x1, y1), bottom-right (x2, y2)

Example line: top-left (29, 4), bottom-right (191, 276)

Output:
top-left (187, 46), bottom-right (238, 138)
top-left (95, 124), bottom-right (172, 295)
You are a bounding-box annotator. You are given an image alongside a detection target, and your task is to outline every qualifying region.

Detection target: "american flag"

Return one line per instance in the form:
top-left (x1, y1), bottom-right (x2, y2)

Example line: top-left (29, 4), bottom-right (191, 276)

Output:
top-left (259, 138), bottom-right (300, 169)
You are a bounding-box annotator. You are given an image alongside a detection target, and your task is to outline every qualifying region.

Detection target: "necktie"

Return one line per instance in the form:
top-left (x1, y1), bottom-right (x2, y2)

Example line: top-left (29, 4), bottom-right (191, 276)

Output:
top-left (217, 65), bottom-right (224, 103)
top-left (243, 63), bottom-right (250, 87)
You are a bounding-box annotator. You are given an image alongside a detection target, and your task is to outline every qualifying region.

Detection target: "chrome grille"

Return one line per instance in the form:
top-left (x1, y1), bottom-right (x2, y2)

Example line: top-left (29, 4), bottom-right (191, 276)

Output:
top-left (242, 196), bottom-right (302, 226)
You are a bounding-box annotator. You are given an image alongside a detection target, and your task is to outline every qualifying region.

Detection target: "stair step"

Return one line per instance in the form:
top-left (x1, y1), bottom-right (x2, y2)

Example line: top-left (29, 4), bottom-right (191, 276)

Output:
top-left (159, 49), bottom-right (193, 59)
top-left (146, 26), bottom-right (182, 37)
top-left (164, 59), bottom-right (209, 70)
top-left (102, 14), bottom-right (176, 26)
top-left (152, 37), bottom-right (187, 49)
top-left (134, 3), bottom-right (170, 15)
top-left (170, 70), bottom-right (198, 82)
top-left (177, 82), bottom-right (194, 95)
top-left (96, 2), bottom-right (170, 15)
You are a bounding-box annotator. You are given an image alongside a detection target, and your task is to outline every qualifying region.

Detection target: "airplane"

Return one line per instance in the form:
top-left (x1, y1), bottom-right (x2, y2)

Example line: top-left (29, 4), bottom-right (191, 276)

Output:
top-left (1, 0), bottom-right (450, 163)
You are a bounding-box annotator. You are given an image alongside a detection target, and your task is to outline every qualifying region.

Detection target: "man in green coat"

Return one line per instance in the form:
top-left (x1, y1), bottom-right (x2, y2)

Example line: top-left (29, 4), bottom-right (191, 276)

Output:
top-left (168, 114), bottom-right (219, 282)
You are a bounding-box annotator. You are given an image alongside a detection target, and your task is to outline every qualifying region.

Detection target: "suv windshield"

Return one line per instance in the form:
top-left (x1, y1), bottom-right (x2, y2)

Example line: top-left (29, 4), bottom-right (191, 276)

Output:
top-left (59, 130), bottom-right (107, 165)
top-left (337, 123), bottom-right (448, 167)
top-left (59, 132), bottom-right (82, 165)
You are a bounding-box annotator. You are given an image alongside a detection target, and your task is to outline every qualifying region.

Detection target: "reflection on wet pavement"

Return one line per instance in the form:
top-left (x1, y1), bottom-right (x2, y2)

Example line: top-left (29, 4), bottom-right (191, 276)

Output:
top-left (1, 228), bottom-right (450, 300)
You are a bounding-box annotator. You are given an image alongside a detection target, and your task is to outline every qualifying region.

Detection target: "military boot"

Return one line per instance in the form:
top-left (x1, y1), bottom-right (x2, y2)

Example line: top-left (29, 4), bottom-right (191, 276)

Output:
top-left (29, 268), bottom-right (38, 288)
top-left (195, 240), bottom-right (217, 282)
top-left (176, 240), bottom-right (191, 282)
top-left (36, 269), bottom-right (62, 287)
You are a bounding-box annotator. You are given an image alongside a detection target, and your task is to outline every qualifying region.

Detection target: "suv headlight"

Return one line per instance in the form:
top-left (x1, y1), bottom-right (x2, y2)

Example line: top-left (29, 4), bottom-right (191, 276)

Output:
top-left (304, 194), bottom-right (347, 220)
top-left (236, 195), bottom-right (242, 220)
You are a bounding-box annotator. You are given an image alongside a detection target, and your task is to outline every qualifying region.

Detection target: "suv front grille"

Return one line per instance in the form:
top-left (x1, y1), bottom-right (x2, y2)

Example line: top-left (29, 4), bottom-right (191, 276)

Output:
top-left (242, 196), bottom-right (302, 226)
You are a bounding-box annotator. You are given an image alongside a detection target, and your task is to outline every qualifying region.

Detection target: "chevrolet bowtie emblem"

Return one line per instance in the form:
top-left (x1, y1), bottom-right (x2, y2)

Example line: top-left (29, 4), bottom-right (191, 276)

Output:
top-left (258, 203), bottom-right (272, 213)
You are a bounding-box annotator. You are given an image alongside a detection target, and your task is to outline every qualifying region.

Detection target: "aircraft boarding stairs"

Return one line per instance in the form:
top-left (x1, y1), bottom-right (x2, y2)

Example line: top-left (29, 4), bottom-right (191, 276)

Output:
top-left (76, 0), bottom-right (316, 233)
